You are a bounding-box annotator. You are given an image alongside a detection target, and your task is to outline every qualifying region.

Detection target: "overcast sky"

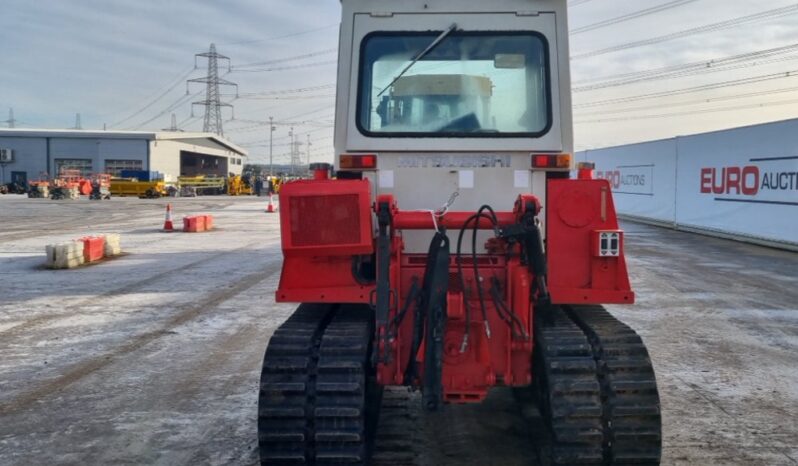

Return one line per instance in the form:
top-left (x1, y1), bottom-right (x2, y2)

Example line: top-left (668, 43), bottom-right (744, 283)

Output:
top-left (2, 0), bottom-right (797, 162)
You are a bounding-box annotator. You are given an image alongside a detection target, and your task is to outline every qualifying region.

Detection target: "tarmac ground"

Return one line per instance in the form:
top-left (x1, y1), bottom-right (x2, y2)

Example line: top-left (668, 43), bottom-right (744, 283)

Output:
top-left (0, 194), bottom-right (796, 465)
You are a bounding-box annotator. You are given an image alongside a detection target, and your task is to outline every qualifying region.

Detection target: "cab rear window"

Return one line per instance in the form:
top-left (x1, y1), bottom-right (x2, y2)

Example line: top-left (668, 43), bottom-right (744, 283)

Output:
top-left (357, 32), bottom-right (551, 138)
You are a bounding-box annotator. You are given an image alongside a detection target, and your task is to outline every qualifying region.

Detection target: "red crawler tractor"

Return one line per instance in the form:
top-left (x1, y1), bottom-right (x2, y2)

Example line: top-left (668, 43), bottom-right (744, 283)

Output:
top-left (258, 1), bottom-right (661, 464)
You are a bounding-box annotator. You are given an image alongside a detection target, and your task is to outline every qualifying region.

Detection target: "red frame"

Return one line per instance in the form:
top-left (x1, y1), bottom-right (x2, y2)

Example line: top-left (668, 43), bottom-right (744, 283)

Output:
top-left (275, 177), bottom-right (635, 401)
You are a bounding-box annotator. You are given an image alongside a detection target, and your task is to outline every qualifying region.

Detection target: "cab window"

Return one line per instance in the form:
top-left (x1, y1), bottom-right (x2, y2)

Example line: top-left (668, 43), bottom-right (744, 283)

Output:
top-left (358, 32), bottom-right (550, 137)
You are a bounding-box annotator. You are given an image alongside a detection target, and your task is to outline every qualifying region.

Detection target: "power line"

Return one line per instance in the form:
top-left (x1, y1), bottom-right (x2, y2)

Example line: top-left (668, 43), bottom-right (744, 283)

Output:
top-left (233, 123), bottom-right (333, 146)
top-left (177, 115), bottom-right (200, 128)
top-left (236, 84), bottom-right (336, 97)
top-left (573, 4), bottom-right (798, 60)
top-left (582, 53), bottom-right (798, 91)
top-left (240, 134), bottom-right (334, 151)
top-left (573, 42), bottom-right (798, 90)
top-left (573, 69), bottom-right (798, 109)
top-left (233, 122), bottom-right (333, 141)
top-left (234, 49), bottom-right (336, 69)
top-left (571, 0), bottom-right (698, 35)
top-left (240, 140), bottom-right (296, 148)
top-left (231, 100), bottom-right (326, 119)
top-left (286, 106), bottom-right (336, 120)
top-left (226, 106), bottom-right (335, 134)
top-left (236, 117), bottom-right (331, 127)
top-left (220, 23), bottom-right (337, 46)
top-left (576, 96), bottom-right (798, 124)
top-left (573, 50), bottom-right (798, 96)
top-left (229, 60), bottom-right (337, 73)
top-left (576, 84), bottom-right (798, 116)
top-left (128, 91), bottom-right (200, 130)
top-left (129, 94), bottom-right (193, 130)
top-left (108, 66), bottom-right (195, 128)
top-left (235, 94), bottom-right (336, 101)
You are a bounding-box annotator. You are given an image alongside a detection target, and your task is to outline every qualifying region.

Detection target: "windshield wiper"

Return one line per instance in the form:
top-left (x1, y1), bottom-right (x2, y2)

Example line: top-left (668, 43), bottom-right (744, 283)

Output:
top-left (377, 23), bottom-right (458, 97)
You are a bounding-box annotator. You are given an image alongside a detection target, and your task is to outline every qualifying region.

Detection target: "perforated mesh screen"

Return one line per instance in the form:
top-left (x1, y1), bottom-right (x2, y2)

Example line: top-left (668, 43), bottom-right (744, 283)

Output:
top-left (289, 194), bottom-right (362, 246)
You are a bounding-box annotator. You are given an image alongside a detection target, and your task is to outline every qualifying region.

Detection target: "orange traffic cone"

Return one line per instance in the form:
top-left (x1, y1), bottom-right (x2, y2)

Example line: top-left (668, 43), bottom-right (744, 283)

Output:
top-left (163, 203), bottom-right (175, 231)
top-left (266, 194), bottom-right (276, 213)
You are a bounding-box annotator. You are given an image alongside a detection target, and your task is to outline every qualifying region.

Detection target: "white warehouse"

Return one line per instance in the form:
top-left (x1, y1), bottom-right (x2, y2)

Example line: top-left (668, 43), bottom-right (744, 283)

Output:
top-left (0, 129), bottom-right (248, 185)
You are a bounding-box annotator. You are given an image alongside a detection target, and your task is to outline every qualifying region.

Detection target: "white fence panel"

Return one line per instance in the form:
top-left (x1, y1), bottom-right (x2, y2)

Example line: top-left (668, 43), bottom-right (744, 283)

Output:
top-left (580, 139), bottom-right (678, 224)
top-left (674, 120), bottom-right (798, 245)
top-left (577, 119), bottom-right (798, 249)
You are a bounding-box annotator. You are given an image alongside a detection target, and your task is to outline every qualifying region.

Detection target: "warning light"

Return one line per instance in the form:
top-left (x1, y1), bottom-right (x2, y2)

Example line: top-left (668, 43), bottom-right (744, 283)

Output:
top-left (577, 162), bottom-right (595, 180)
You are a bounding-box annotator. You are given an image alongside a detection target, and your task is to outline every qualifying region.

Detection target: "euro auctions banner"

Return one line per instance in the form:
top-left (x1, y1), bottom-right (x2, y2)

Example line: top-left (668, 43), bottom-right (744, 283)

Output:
top-left (579, 119), bottom-right (798, 248)
top-left (675, 120), bottom-right (798, 245)
top-left (580, 139), bottom-right (678, 224)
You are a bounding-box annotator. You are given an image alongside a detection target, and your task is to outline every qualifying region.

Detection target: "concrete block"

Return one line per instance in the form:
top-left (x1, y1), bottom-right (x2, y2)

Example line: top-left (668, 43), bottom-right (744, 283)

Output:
top-left (104, 234), bottom-right (122, 257)
top-left (45, 245), bottom-right (55, 267)
top-left (46, 241), bottom-right (85, 269)
top-left (58, 256), bottom-right (84, 269)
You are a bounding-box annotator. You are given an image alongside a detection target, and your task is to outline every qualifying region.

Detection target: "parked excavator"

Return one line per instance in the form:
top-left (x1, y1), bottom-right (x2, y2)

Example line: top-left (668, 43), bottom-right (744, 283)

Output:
top-left (258, 1), bottom-right (661, 464)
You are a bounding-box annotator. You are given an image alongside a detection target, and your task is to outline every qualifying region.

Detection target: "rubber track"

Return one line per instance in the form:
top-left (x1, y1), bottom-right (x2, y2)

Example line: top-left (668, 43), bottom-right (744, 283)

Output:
top-left (535, 306), bottom-right (605, 464)
top-left (315, 306), bottom-right (373, 465)
top-left (257, 304), bottom-right (374, 465)
top-left (565, 305), bottom-right (662, 465)
top-left (372, 388), bottom-right (421, 466)
top-left (258, 303), bottom-right (333, 464)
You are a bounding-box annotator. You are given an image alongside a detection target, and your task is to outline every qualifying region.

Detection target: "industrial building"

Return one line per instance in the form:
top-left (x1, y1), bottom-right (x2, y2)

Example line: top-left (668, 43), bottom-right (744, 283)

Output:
top-left (0, 129), bottom-right (248, 185)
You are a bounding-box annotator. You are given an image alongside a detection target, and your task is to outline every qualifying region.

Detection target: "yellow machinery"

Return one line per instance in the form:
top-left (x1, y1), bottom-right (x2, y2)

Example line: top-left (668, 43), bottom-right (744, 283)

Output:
top-left (270, 177), bottom-right (283, 194)
top-left (178, 176), bottom-right (226, 195)
top-left (227, 175), bottom-right (254, 196)
top-left (110, 179), bottom-right (168, 198)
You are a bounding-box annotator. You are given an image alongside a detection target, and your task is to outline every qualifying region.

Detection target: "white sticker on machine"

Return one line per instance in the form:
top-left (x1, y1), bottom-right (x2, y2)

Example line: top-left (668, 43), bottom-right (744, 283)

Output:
top-left (458, 170), bottom-right (475, 189)
top-left (379, 170), bottom-right (394, 189)
top-left (514, 170), bottom-right (530, 188)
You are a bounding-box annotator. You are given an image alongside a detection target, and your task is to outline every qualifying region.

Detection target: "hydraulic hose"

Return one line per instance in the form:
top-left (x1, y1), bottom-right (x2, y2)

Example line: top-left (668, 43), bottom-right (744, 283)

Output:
top-left (455, 214), bottom-right (478, 352)
top-left (489, 276), bottom-right (528, 339)
top-left (472, 206), bottom-right (499, 340)
top-left (456, 206), bottom-right (500, 352)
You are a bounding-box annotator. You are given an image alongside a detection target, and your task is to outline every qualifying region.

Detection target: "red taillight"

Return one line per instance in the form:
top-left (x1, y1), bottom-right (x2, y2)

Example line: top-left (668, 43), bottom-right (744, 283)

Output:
top-left (534, 155), bottom-right (550, 168)
top-left (340, 154), bottom-right (377, 170)
top-left (531, 153), bottom-right (572, 169)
